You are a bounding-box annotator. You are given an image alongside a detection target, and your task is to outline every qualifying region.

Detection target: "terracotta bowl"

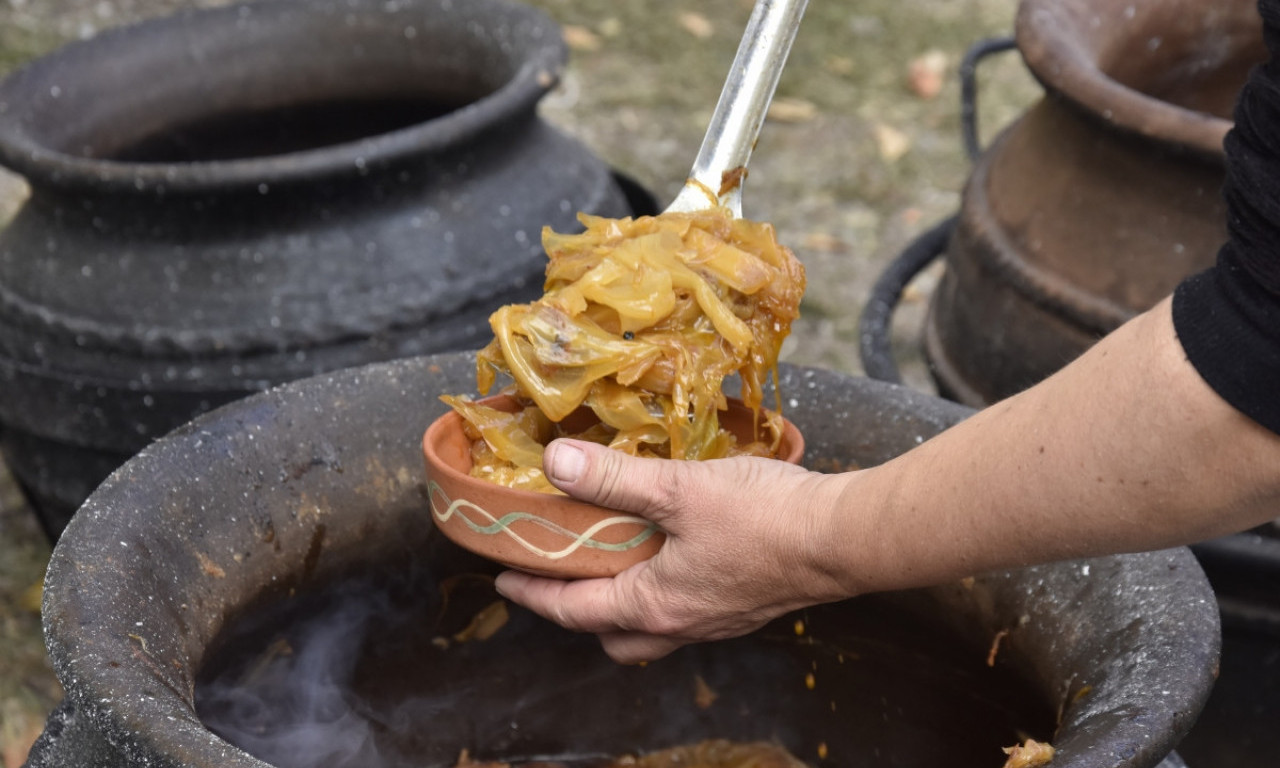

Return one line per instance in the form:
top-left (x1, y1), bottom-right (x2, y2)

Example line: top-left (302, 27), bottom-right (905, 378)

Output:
top-left (422, 393), bottom-right (804, 579)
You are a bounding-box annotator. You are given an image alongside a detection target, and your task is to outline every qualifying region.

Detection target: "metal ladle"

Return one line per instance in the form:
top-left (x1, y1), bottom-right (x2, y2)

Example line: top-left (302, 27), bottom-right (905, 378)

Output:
top-left (664, 0), bottom-right (810, 217)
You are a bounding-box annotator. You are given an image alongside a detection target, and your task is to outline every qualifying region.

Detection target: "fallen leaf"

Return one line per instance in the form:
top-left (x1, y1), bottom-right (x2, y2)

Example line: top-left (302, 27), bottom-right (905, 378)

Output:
top-left (801, 232), bottom-right (849, 253)
top-left (907, 49), bottom-right (948, 100)
top-left (1, 705), bottom-right (44, 768)
top-left (679, 12), bottom-right (714, 39)
top-left (873, 123), bottom-right (911, 162)
top-left (19, 581), bottom-right (42, 613)
top-left (768, 97), bottom-right (817, 124)
top-left (598, 17), bottom-right (622, 38)
top-left (562, 25), bottom-right (601, 52)
top-left (824, 55), bottom-right (854, 76)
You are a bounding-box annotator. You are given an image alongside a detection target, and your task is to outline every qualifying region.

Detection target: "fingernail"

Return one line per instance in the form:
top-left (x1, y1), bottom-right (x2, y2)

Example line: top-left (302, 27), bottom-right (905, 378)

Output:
top-left (547, 441), bottom-right (586, 484)
top-left (493, 571), bottom-right (513, 597)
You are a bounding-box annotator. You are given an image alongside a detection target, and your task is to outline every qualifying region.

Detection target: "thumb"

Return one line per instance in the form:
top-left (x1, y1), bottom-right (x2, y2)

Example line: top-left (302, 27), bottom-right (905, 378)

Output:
top-left (543, 439), bottom-right (681, 522)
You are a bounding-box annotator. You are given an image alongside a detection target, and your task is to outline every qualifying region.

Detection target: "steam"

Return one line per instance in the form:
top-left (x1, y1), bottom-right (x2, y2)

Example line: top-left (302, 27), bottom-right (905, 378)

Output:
top-left (193, 568), bottom-right (1049, 768)
top-left (194, 566), bottom-right (649, 768)
top-left (197, 582), bottom-right (388, 768)
top-left (195, 569), bottom-right (527, 768)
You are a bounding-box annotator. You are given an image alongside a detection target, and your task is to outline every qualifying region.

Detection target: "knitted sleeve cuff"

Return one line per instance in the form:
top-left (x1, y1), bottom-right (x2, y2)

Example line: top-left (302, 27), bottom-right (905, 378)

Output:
top-left (1173, 260), bottom-right (1280, 435)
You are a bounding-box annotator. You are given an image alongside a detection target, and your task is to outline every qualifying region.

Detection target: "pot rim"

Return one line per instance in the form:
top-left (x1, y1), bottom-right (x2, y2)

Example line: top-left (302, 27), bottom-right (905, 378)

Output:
top-left (1014, 0), bottom-right (1255, 157)
top-left (0, 0), bottom-right (565, 195)
top-left (38, 355), bottom-right (1220, 768)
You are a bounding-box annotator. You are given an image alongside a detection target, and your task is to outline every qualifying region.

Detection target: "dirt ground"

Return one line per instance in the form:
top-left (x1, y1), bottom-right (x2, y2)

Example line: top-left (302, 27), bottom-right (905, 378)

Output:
top-left (0, 0), bottom-right (1038, 763)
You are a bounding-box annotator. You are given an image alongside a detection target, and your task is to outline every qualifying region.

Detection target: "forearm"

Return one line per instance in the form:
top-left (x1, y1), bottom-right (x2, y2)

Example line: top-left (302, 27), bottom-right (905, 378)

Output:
top-left (828, 296), bottom-right (1280, 594)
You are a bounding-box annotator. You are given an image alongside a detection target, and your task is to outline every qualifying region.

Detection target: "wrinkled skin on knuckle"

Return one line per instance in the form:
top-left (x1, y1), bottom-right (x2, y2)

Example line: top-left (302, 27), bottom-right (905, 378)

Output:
top-left (623, 577), bottom-right (689, 637)
top-left (639, 604), bottom-right (691, 638)
top-left (545, 586), bottom-right (593, 632)
top-left (661, 461), bottom-right (709, 514)
top-left (701, 459), bottom-right (793, 551)
top-left (546, 598), bottom-right (579, 631)
top-left (587, 451), bottom-right (631, 509)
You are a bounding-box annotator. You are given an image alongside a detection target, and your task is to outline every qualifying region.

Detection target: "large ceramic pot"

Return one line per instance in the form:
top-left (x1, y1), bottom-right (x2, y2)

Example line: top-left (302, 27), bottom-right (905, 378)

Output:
top-left (924, 0), bottom-right (1264, 407)
top-left (24, 353), bottom-right (1215, 768)
top-left (1179, 528), bottom-right (1280, 767)
top-left (861, 3), bottom-right (1280, 764)
top-left (0, 0), bottom-right (640, 538)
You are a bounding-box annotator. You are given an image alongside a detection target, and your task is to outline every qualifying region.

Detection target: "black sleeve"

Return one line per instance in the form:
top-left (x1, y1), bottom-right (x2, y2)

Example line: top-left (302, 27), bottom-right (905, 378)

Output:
top-left (1172, 0), bottom-right (1280, 435)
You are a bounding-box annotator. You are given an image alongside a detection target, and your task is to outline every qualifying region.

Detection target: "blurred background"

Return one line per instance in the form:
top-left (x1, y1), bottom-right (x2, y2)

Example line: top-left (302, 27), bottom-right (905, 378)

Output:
top-left (0, 0), bottom-right (1040, 763)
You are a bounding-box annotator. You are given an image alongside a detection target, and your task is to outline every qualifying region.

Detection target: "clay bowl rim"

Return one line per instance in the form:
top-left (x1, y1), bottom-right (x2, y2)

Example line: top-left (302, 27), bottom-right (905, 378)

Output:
top-left (0, 0), bottom-right (566, 193)
top-left (421, 392), bottom-right (805, 578)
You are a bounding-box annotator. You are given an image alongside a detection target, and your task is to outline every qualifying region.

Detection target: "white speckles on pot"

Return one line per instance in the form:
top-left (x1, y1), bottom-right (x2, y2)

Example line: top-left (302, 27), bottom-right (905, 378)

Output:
top-left (22, 353), bottom-right (1220, 767)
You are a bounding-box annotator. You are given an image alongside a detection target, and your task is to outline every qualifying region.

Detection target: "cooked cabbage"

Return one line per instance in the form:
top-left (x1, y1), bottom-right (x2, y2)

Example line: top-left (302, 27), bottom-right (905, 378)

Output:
top-left (443, 206), bottom-right (805, 492)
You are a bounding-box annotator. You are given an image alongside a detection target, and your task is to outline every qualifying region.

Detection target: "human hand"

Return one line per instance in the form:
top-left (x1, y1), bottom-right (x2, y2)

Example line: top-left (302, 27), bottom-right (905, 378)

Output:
top-left (493, 438), bottom-right (855, 664)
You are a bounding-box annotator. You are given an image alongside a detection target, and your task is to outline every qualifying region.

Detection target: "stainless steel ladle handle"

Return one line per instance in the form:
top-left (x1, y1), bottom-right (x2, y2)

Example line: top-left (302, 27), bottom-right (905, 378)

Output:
top-left (664, 0), bottom-right (810, 216)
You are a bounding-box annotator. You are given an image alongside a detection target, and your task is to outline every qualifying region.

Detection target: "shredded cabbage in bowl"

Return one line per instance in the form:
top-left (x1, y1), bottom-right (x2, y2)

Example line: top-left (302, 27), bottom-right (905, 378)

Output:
top-left (441, 206), bottom-right (806, 493)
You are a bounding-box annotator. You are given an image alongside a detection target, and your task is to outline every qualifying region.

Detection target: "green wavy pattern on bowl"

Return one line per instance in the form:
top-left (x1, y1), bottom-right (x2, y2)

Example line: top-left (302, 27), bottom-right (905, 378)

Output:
top-left (428, 481), bottom-right (660, 560)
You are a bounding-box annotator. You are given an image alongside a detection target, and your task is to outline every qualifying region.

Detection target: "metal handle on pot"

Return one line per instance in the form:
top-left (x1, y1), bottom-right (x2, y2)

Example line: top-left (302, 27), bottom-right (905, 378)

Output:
top-left (959, 35), bottom-right (1018, 162)
top-left (857, 35), bottom-right (1018, 385)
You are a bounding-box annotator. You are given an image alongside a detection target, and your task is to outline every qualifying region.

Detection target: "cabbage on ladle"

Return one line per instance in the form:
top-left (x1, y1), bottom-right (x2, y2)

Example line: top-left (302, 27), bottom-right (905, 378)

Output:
top-left (442, 0), bottom-right (810, 493)
top-left (441, 207), bottom-right (805, 493)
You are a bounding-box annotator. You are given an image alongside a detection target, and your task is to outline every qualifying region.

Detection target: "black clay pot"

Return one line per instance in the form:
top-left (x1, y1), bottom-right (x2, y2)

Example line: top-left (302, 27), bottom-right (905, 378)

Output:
top-left (0, 0), bottom-right (643, 539)
top-left (924, 0), bottom-right (1263, 407)
top-left (25, 354), bottom-right (1215, 768)
top-left (1178, 529), bottom-right (1280, 767)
